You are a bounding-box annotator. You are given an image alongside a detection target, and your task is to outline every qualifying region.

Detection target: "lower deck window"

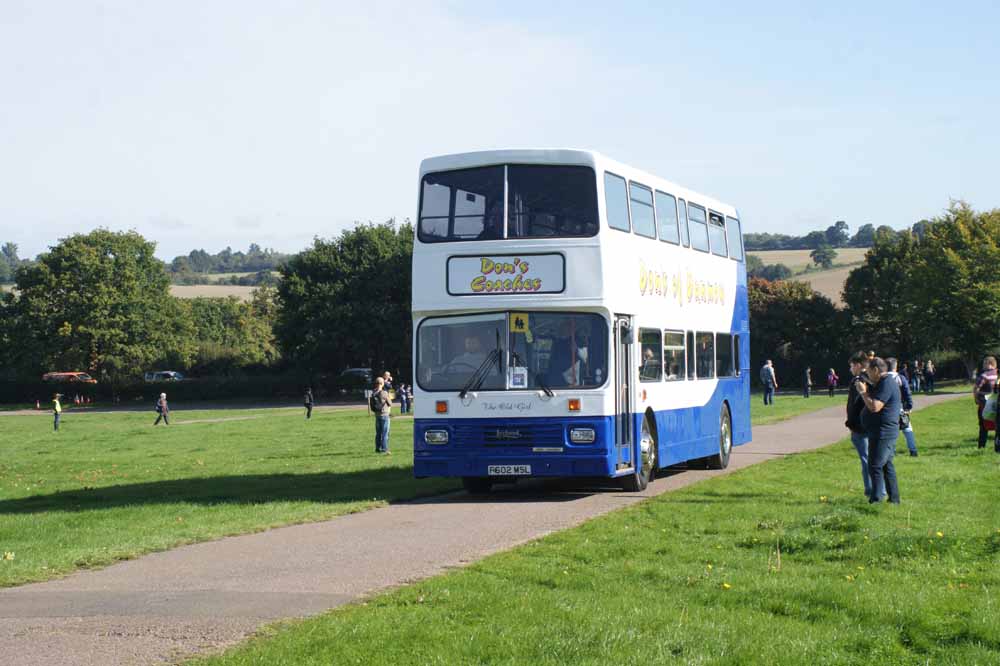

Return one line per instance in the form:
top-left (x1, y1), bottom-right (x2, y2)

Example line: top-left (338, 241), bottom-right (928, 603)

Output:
top-left (696, 332), bottom-right (715, 379)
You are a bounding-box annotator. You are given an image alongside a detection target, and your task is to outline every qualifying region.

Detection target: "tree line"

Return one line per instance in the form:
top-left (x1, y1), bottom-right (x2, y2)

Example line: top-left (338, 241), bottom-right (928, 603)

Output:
top-left (1, 205), bottom-right (996, 401)
top-left (744, 219), bottom-right (934, 251)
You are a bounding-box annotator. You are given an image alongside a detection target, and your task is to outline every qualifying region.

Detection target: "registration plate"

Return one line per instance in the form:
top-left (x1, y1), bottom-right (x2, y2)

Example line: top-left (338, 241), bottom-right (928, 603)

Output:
top-left (487, 464), bottom-right (531, 476)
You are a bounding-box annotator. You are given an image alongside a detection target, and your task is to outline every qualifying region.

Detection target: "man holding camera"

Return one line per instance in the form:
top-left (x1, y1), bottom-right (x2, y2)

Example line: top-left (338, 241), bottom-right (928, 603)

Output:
top-left (845, 352), bottom-right (882, 501)
top-left (858, 357), bottom-right (902, 504)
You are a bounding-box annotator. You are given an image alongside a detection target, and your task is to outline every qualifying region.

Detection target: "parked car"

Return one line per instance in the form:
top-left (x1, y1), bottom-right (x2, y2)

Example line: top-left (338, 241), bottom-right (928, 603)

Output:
top-left (144, 370), bottom-right (186, 382)
top-left (42, 371), bottom-right (97, 384)
top-left (338, 367), bottom-right (373, 383)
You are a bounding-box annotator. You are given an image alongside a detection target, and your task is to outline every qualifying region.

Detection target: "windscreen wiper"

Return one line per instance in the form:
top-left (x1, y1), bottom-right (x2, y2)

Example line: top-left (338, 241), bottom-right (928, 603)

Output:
top-left (459, 349), bottom-right (499, 399)
top-left (468, 329), bottom-right (504, 394)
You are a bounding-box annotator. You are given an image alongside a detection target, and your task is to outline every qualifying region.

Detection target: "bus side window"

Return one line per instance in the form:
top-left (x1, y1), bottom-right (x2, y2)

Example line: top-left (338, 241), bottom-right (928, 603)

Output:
top-left (688, 204), bottom-right (710, 253)
top-left (726, 216), bottom-right (745, 261)
top-left (686, 331), bottom-right (695, 379)
top-left (629, 182), bottom-right (656, 238)
top-left (663, 330), bottom-right (685, 380)
top-left (678, 199), bottom-right (690, 247)
top-left (604, 172), bottom-right (630, 232)
top-left (717, 332), bottom-right (733, 376)
top-left (696, 332), bottom-right (715, 379)
top-left (733, 334), bottom-right (741, 376)
top-left (708, 211), bottom-right (728, 257)
top-left (639, 329), bottom-right (662, 381)
top-left (655, 191), bottom-right (679, 244)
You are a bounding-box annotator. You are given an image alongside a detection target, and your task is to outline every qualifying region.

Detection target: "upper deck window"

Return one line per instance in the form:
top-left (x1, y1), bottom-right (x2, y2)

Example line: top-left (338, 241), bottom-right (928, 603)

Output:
top-left (688, 203), bottom-right (710, 253)
top-left (419, 166), bottom-right (504, 242)
top-left (726, 216), bottom-right (744, 261)
top-left (507, 165), bottom-right (598, 238)
top-left (708, 211), bottom-right (728, 257)
top-left (678, 199), bottom-right (690, 246)
top-left (655, 191), bottom-right (679, 244)
top-left (419, 165), bottom-right (598, 242)
top-left (629, 183), bottom-right (656, 238)
top-left (604, 173), bottom-right (630, 232)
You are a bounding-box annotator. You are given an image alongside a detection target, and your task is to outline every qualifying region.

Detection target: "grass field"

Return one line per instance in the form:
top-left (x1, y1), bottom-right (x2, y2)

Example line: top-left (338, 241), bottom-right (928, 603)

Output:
top-left (191, 399), bottom-right (1000, 666)
top-left (169, 284), bottom-right (256, 300)
top-left (750, 393), bottom-right (842, 425)
top-left (748, 248), bottom-right (869, 273)
top-left (0, 407), bottom-right (456, 587)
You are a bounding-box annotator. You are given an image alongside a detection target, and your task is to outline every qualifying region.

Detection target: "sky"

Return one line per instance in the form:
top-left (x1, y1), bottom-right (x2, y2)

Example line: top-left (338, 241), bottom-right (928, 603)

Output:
top-left (1, 1), bottom-right (998, 260)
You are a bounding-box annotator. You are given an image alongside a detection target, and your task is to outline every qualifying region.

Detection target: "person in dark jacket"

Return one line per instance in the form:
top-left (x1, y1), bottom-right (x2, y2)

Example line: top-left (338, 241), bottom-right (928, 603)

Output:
top-left (859, 357), bottom-right (901, 504)
top-left (887, 358), bottom-right (918, 456)
top-left (304, 388), bottom-right (314, 420)
top-left (845, 351), bottom-right (881, 500)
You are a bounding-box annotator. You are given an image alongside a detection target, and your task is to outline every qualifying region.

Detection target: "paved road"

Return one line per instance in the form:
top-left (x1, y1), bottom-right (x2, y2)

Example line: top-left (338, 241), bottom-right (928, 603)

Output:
top-left (0, 393), bottom-right (962, 666)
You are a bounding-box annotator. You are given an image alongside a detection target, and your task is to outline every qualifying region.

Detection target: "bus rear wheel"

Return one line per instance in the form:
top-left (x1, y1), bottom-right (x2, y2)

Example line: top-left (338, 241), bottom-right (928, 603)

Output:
top-left (462, 477), bottom-right (493, 494)
top-left (705, 405), bottom-right (732, 470)
top-left (622, 413), bottom-right (657, 492)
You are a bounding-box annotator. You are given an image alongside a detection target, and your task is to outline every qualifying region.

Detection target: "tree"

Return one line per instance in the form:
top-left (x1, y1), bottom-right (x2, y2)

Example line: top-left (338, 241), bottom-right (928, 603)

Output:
top-left (7, 229), bottom-right (194, 384)
top-left (825, 221), bottom-right (850, 247)
top-left (842, 233), bottom-right (917, 358)
top-left (850, 224), bottom-right (876, 247)
top-left (184, 290), bottom-right (279, 372)
top-left (907, 202), bottom-right (1000, 377)
top-left (803, 230), bottom-right (827, 249)
top-left (276, 220), bottom-right (413, 378)
top-left (810, 245), bottom-right (837, 269)
top-left (749, 278), bottom-right (848, 387)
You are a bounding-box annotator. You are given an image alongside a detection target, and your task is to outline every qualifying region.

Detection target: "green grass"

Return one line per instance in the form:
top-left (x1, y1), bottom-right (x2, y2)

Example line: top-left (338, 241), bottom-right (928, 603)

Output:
top-left (190, 399), bottom-right (1000, 666)
top-left (751, 392), bottom-right (843, 425)
top-left (0, 408), bottom-right (457, 587)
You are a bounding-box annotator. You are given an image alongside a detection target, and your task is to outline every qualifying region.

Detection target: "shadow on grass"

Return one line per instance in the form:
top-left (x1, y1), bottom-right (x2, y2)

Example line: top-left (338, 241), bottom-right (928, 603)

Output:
top-left (0, 467), bottom-right (458, 515)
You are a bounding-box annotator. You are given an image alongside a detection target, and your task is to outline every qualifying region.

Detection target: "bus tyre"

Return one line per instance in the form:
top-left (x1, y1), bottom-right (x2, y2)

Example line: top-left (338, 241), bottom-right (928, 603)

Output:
top-left (462, 477), bottom-right (493, 494)
top-left (706, 405), bottom-right (733, 470)
top-left (622, 413), bottom-right (657, 492)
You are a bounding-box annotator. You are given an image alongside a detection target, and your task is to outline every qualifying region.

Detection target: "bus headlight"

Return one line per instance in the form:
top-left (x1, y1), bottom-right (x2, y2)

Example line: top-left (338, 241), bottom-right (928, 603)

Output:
top-left (569, 427), bottom-right (596, 444)
top-left (424, 429), bottom-right (449, 445)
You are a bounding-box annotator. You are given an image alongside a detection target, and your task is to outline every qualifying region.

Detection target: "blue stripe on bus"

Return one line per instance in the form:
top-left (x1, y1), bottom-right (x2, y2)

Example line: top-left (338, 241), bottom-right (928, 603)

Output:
top-left (413, 375), bottom-right (750, 479)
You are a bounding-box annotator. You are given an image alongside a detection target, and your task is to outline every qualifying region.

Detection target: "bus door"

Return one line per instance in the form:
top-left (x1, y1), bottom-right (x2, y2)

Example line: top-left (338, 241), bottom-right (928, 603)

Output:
top-left (614, 315), bottom-right (634, 471)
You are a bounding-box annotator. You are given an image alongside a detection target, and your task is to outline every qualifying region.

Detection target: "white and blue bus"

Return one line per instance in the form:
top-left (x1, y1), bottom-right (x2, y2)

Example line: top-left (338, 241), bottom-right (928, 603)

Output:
top-left (411, 149), bottom-right (750, 493)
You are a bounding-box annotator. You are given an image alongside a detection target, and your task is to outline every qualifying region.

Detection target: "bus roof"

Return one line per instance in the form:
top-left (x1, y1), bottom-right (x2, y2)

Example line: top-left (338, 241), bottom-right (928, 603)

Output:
top-left (418, 149), bottom-right (738, 219)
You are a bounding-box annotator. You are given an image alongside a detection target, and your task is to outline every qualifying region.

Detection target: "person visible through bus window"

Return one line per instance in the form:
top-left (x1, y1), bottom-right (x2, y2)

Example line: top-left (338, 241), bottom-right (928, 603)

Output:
top-left (449, 335), bottom-right (488, 370)
top-left (859, 357), bottom-right (901, 504)
top-left (547, 319), bottom-right (588, 387)
top-left (974, 356), bottom-right (998, 450)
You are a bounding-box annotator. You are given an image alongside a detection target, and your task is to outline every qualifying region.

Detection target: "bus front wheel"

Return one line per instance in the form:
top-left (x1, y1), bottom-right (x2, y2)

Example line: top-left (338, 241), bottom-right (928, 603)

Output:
top-left (705, 405), bottom-right (733, 470)
top-left (621, 413), bottom-right (657, 492)
top-left (462, 477), bottom-right (493, 494)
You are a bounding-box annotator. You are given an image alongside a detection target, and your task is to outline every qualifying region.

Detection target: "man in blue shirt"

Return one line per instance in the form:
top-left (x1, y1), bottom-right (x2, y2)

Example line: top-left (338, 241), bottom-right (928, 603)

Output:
top-left (858, 357), bottom-right (901, 504)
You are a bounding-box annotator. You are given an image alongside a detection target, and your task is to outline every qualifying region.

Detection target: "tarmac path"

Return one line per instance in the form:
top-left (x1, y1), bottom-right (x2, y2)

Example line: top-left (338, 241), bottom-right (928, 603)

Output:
top-left (0, 393), bottom-right (963, 666)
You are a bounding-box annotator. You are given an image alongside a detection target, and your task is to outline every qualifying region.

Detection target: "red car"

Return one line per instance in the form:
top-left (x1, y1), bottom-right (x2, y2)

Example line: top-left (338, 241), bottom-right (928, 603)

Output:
top-left (42, 372), bottom-right (98, 384)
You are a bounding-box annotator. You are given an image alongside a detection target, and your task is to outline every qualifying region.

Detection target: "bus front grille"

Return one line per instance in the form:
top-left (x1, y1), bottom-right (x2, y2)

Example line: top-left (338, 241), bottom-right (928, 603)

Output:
top-left (451, 422), bottom-right (564, 447)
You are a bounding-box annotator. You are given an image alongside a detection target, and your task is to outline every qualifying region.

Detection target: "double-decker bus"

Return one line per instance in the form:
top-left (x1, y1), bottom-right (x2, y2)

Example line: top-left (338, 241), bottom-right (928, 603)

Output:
top-left (411, 149), bottom-right (750, 493)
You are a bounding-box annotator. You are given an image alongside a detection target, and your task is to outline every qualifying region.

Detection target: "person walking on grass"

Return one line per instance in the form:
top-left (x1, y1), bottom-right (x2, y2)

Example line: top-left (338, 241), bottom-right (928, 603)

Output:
top-left (154, 392), bottom-right (170, 426)
top-left (370, 377), bottom-right (392, 454)
top-left (974, 356), bottom-right (998, 450)
top-left (304, 387), bottom-right (314, 420)
top-left (858, 357), bottom-right (901, 504)
top-left (803, 366), bottom-right (813, 398)
top-left (760, 359), bottom-right (777, 406)
top-left (52, 393), bottom-right (62, 432)
top-left (827, 368), bottom-right (839, 397)
top-left (398, 383), bottom-right (410, 414)
top-left (924, 360), bottom-right (936, 393)
top-left (845, 352), bottom-right (881, 501)
top-left (887, 357), bottom-right (918, 457)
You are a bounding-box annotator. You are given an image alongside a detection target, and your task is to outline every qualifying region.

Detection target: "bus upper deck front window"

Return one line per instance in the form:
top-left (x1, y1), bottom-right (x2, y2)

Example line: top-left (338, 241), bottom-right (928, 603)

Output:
top-left (418, 164), bottom-right (598, 242)
top-left (507, 165), bottom-right (598, 238)
top-left (419, 166), bottom-right (504, 242)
